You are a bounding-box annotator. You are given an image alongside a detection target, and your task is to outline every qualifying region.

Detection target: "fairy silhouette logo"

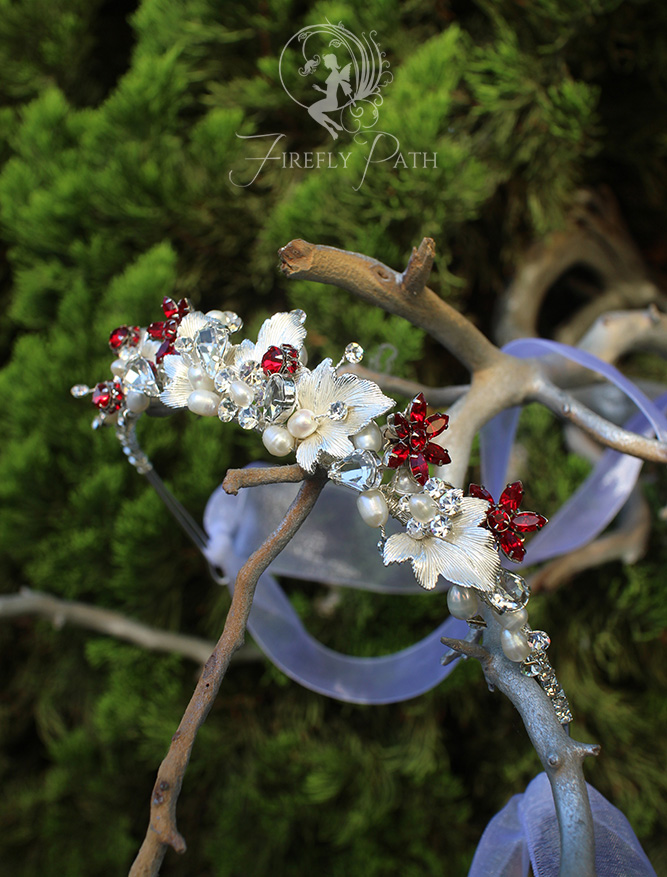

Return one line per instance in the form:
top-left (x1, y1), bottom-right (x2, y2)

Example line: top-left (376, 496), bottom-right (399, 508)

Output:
top-left (279, 21), bottom-right (393, 141)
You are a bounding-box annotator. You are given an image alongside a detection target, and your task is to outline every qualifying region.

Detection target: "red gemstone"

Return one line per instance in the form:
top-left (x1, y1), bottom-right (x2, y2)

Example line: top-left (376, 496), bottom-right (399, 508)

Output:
top-left (409, 452), bottom-right (429, 484)
top-left (109, 326), bottom-right (129, 350)
top-left (425, 413), bottom-right (449, 437)
top-left (499, 481), bottom-right (524, 512)
top-left (408, 393), bottom-right (427, 426)
top-left (92, 383), bottom-right (111, 409)
top-left (424, 442), bottom-right (451, 466)
top-left (177, 298), bottom-right (191, 317)
top-left (148, 321), bottom-right (165, 339)
top-left (487, 507), bottom-right (511, 533)
top-left (162, 297), bottom-right (178, 319)
top-left (393, 413), bottom-right (409, 439)
top-left (163, 318), bottom-right (179, 340)
top-left (512, 512), bottom-right (547, 533)
top-left (410, 431), bottom-right (427, 452)
top-left (128, 326), bottom-right (142, 346)
top-left (469, 483), bottom-right (494, 503)
top-left (156, 339), bottom-right (173, 362)
top-left (261, 346), bottom-right (284, 375)
top-left (499, 530), bottom-right (525, 562)
top-left (387, 441), bottom-right (410, 468)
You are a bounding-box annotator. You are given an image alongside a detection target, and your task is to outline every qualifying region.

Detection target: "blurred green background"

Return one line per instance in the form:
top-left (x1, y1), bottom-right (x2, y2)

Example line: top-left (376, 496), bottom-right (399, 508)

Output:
top-left (1, 0), bottom-right (666, 874)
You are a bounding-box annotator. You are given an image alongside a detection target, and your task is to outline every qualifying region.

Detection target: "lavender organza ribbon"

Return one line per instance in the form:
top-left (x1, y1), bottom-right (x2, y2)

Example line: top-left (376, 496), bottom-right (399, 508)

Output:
top-left (203, 341), bottom-right (667, 704)
top-left (468, 772), bottom-right (656, 877)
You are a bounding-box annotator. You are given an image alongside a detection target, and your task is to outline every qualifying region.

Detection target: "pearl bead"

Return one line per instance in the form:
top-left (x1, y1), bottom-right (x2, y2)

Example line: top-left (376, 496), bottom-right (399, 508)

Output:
top-left (229, 380), bottom-right (254, 407)
top-left (447, 585), bottom-right (480, 620)
top-left (188, 365), bottom-right (215, 391)
top-left (497, 607), bottom-right (529, 631)
top-left (356, 489), bottom-right (389, 528)
top-left (262, 425), bottom-right (294, 457)
top-left (392, 469), bottom-right (421, 495)
top-left (299, 346), bottom-right (308, 366)
top-left (352, 421), bottom-right (383, 452)
top-left (110, 359), bottom-right (125, 377)
top-left (409, 494), bottom-right (438, 523)
top-left (500, 629), bottom-right (531, 662)
top-left (126, 391), bottom-right (150, 413)
top-left (287, 408), bottom-right (318, 439)
top-left (187, 390), bottom-right (220, 416)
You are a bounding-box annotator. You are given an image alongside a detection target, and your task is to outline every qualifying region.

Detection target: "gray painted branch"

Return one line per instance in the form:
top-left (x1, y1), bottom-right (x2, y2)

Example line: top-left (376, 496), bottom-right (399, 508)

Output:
top-left (442, 607), bottom-right (600, 877)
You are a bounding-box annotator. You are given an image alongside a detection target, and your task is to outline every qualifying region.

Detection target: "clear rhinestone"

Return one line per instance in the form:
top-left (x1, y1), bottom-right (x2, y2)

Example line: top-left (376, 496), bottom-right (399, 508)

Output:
top-left (238, 360), bottom-right (264, 386)
top-left (328, 450), bottom-right (382, 492)
top-left (263, 374), bottom-right (296, 423)
top-left (487, 569), bottom-right (531, 614)
top-left (214, 368), bottom-right (235, 393)
top-left (439, 488), bottom-right (463, 514)
top-left (291, 309), bottom-right (307, 324)
top-left (237, 407), bottom-right (259, 430)
top-left (344, 342), bottom-right (364, 364)
top-left (406, 518), bottom-right (425, 539)
top-left (220, 311), bottom-right (243, 333)
top-left (123, 357), bottom-right (160, 397)
top-left (195, 324), bottom-right (229, 377)
top-left (70, 384), bottom-right (91, 397)
top-left (217, 398), bottom-right (236, 422)
top-left (173, 335), bottom-right (194, 357)
top-left (521, 660), bottom-right (541, 678)
top-left (397, 496), bottom-right (411, 516)
top-left (528, 630), bottom-right (551, 653)
top-left (424, 477), bottom-right (446, 499)
top-left (429, 514), bottom-right (451, 538)
top-left (328, 401), bottom-right (348, 421)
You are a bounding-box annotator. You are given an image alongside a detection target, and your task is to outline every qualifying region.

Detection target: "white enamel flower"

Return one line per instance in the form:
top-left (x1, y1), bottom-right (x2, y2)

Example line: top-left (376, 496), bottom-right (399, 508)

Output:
top-left (290, 358), bottom-right (394, 472)
top-left (383, 496), bottom-right (500, 591)
top-left (233, 310), bottom-right (307, 372)
top-left (160, 311), bottom-right (225, 408)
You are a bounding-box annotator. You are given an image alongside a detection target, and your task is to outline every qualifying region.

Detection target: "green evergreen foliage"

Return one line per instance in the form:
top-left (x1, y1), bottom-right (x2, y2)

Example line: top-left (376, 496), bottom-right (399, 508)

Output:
top-left (1, 0), bottom-right (666, 874)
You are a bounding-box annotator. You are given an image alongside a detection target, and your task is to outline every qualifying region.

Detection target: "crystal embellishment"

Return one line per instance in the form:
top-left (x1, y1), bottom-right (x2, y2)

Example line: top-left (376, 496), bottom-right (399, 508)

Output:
top-left (328, 401), bottom-right (348, 421)
top-left (70, 384), bottom-right (91, 398)
top-left (344, 342), bottom-right (364, 363)
top-left (328, 450), bottom-right (382, 492)
top-left (195, 324), bottom-right (228, 377)
top-left (429, 514), bottom-right (451, 538)
top-left (486, 569), bottom-right (530, 614)
top-left (263, 374), bottom-right (297, 424)
top-left (123, 358), bottom-right (160, 397)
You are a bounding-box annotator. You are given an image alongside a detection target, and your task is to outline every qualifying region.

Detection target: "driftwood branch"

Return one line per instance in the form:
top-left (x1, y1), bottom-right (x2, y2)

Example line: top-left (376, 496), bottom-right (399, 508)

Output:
top-left (445, 607), bottom-right (601, 877)
top-left (129, 471), bottom-right (326, 877)
top-left (0, 588), bottom-right (261, 665)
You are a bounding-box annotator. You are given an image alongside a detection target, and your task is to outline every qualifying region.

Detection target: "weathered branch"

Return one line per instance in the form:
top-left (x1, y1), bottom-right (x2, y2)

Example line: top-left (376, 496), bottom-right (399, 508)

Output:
top-left (222, 463), bottom-right (307, 495)
top-left (401, 236), bottom-right (436, 296)
top-left (0, 587), bottom-right (261, 665)
top-left (447, 608), bottom-right (600, 877)
top-left (129, 472), bottom-right (327, 877)
top-left (279, 239), bottom-right (503, 373)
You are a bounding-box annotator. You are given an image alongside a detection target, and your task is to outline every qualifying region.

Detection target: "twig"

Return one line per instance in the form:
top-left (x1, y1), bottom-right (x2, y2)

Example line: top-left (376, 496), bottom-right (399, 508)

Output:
top-left (401, 237), bottom-right (436, 296)
top-left (0, 588), bottom-right (262, 665)
top-left (447, 608), bottom-right (600, 877)
top-left (129, 471), bottom-right (327, 877)
top-left (222, 463), bottom-right (307, 495)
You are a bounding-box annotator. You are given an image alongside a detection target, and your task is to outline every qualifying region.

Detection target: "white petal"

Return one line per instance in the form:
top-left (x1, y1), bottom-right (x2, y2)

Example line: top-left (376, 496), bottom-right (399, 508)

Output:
top-left (177, 311), bottom-right (210, 340)
top-left (315, 421), bottom-right (356, 463)
top-left (295, 434), bottom-right (321, 472)
top-left (256, 311), bottom-right (307, 352)
top-left (427, 534), bottom-right (499, 592)
top-left (160, 355), bottom-right (191, 408)
top-left (233, 338), bottom-right (257, 368)
top-left (383, 533), bottom-right (422, 566)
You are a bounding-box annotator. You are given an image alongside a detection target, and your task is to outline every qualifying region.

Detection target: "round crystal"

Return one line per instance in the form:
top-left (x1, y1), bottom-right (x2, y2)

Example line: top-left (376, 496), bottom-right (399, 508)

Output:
top-left (424, 477), bottom-right (446, 498)
top-left (406, 518), bottom-right (425, 539)
top-left (237, 406), bottom-right (259, 430)
top-left (291, 309), bottom-right (307, 324)
top-left (214, 368), bottom-right (235, 393)
top-left (429, 514), bottom-right (451, 538)
top-left (520, 661), bottom-right (541, 678)
top-left (528, 630), bottom-right (551, 653)
top-left (238, 360), bottom-right (264, 386)
top-left (344, 342), bottom-right (364, 364)
top-left (328, 401), bottom-right (348, 421)
top-left (220, 311), bottom-right (243, 333)
top-left (217, 398), bottom-right (236, 422)
top-left (70, 384), bottom-right (91, 397)
top-left (397, 496), bottom-right (411, 516)
top-left (439, 488), bottom-right (463, 514)
top-left (173, 335), bottom-right (194, 356)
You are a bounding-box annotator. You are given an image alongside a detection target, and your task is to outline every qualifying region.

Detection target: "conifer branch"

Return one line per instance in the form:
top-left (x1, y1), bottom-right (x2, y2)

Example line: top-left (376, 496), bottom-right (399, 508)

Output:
top-left (129, 472), bottom-right (327, 877)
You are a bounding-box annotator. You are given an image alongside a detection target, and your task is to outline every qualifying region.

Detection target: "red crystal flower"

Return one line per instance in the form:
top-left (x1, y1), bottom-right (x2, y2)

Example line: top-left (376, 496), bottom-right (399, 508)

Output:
top-left (147, 297), bottom-right (192, 362)
top-left (386, 393), bottom-right (451, 485)
top-left (261, 344), bottom-right (300, 376)
top-left (468, 481), bottom-right (547, 562)
top-left (108, 325), bottom-right (141, 352)
top-left (92, 378), bottom-right (124, 414)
